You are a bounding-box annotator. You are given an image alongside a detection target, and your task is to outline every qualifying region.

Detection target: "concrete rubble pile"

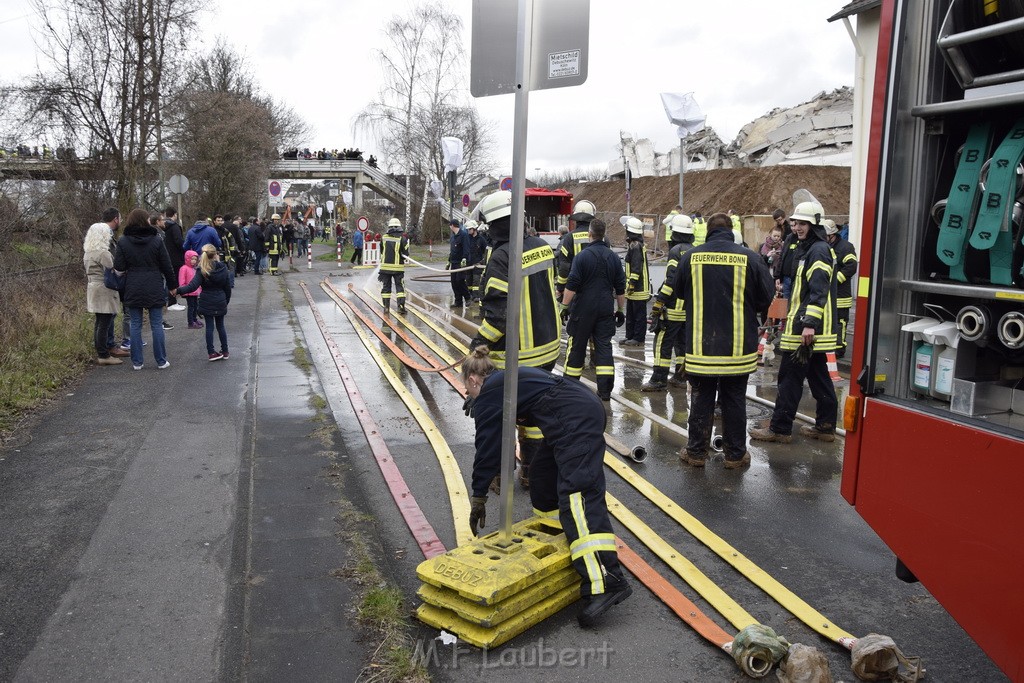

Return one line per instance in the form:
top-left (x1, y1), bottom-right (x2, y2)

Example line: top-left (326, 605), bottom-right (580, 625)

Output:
top-left (728, 86), bottom-right (854, 168)
top-left (608, 87), bottom-right (854, 178)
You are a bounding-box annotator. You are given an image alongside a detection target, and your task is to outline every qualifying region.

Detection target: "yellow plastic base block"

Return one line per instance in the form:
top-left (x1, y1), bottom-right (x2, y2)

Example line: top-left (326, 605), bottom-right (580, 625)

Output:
top-left (416, 583), bottom-right (581, 649)
top-left (416, 518), bottom-right (571, 605)
top-left (417, 567), bottom-right (580, 628)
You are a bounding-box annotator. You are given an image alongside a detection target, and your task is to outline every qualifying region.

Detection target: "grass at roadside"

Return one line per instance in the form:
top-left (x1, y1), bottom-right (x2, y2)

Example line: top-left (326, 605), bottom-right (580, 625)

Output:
top-left (0, 274), bottom-right (92, 441)
top-left (333, 501), bottom-right (429, 683)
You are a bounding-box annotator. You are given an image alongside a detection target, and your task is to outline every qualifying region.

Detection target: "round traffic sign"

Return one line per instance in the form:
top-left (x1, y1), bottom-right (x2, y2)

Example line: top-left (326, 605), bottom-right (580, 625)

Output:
top-left (168, 174), bottom-right (190, 194)
top-left (462, 194), bottom-right (471, 208)
top-left (499, 176), bottom-right (513, 191)
top-left (356, 216), bottom-right (369, 232)
top-left (269, 180), bottom-right (282, 197)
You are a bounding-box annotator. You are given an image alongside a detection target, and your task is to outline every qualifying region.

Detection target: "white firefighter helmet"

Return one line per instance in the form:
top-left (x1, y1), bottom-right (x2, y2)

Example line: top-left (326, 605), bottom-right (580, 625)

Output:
top-left (823, 219), bottom-right (838, 235)
top-left (271, 213), bottom-right (281, 220)
top-left (475, 190), bottom-right (513, 223)
top-left (464, 219), bottom-right (479, 231)
top-left (571, 200), bottom-right (596, 221)
top-left (669, 214), bottom-right (694, 235)
top-left (387, 217), bottom-right (403, 229)
top-left (621, 215), bottom-right (644, 235)
top-left (790, 201), bottom-right (824, 225)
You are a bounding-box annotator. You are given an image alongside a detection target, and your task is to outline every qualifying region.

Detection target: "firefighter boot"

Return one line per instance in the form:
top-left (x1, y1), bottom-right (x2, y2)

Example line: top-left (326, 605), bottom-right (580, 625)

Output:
top-left (578, 573), bottom-right (633, 628)
top-left (668, 363), bottom-right (687, 387)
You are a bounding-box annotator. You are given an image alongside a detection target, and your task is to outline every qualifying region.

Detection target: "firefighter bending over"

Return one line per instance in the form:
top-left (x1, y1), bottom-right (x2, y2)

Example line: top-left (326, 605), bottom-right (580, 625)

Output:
top-left (561, 218), bottom-right (626, 401)
top-left (379, 217), bottom-right (410, 313)
top-left (463, 345), bottom-right (632, 627)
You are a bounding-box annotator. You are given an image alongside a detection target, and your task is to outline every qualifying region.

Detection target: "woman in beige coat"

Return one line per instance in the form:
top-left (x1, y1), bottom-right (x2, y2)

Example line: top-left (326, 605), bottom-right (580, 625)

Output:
top-left (84, 222), bottom-right (123, 365)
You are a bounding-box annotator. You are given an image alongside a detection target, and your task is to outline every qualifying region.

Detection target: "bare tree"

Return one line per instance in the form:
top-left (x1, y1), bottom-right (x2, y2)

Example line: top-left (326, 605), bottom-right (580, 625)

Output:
top-left (22, 0), bottom-right (201, 212)
top-left (169, 42), bottom-right (309, 216)
top-left (355, 2), bottom-right (493, 228)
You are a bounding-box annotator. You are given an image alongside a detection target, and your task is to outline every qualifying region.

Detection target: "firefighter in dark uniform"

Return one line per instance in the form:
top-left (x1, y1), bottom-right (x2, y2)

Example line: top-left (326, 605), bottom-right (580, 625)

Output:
top-left (643, 213), bottom-right (696, 391)
top-left (675, 213), bottom-right (774, 467)
top-left (213, 214), bottom-right (236, 272)
top-left (267, 214), bottom-right (283, 276)
top-left (750, 199), bottom-right (841, 443)
top-left (620, 216), bottom-right (651, 346)
top-left (463, 345), bottom-right (632, 627)
top-left (470, 190), bottom-right (561, 489)
top-left (561, 219), bottom-right (626, 401)
top-left (556, 200), bottom-right (597, 301)
top-left (447, 219), bottom-right (472, 307)
top-left (824, 219), bottom-right (857, 358)
top-left (379, 217), bottom-right (410, 313)
top-left (465, 220), bottom-right (487, 301)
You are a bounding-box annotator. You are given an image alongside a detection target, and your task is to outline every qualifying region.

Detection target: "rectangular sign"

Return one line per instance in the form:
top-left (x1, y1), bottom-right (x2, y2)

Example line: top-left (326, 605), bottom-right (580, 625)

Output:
top-left (471, 0), bottom-right (589, 97)
top-left (548, 49), bottom-right (580, 79)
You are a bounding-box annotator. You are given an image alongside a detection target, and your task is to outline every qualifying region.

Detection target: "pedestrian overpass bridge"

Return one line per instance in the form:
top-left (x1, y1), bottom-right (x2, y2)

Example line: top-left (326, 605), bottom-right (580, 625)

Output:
top-left (0, 157), bottom-right (472, 222)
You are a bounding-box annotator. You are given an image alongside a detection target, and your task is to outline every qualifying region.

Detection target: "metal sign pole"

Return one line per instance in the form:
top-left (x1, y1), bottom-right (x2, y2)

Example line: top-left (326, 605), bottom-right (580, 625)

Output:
top-left (498, 0), bottom-right (534, 545)
top-left (679, 139), bottom-right (685, 208)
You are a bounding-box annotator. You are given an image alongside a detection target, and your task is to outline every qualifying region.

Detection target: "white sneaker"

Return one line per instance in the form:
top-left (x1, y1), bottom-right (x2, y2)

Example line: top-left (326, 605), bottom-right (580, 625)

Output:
top-left (157, 360), bottom-right (171, 369)
top-left (168, 304), bottom-right (186, 311)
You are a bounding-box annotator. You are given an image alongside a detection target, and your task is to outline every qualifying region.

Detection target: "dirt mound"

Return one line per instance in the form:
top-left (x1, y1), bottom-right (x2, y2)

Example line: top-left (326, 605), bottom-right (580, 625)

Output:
top-left (561, 165), bottom-right (851, 219)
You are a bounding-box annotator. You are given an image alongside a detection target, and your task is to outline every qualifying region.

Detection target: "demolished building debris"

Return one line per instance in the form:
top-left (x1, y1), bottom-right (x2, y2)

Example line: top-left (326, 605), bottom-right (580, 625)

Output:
top-left (608, 87), bottom-right (854, 178)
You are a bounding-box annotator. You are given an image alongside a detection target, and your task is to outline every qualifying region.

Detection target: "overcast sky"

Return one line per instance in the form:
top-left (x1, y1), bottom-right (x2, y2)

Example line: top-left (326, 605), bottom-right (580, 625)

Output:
top-left (2, 0), bottom-right (856, 176)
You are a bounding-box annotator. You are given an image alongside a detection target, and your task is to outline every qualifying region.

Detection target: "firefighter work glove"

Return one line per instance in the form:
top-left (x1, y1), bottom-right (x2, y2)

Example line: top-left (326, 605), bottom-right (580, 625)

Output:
top-left (648, 315), bottom-right (664, 334)
top-left (462, 395), bottom-right (475, 417)
top-left (469, 496), bottom-right (488, 536)
top-left (614, 310), bottom-right (626, 328)
top-left (558, 302), bottom-right (570, 324)
top-left (460, 258), bottom-right (467, 268)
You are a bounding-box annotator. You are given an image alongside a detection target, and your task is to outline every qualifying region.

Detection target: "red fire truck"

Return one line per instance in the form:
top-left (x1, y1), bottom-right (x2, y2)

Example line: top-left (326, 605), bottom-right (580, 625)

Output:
top-left (842, 2), bottom-right (1024, 680)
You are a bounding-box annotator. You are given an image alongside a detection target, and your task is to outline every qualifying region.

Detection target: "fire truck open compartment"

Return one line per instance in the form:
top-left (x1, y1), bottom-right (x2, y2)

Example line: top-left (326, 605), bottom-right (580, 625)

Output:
top-left (845, 1), bottom-right (1024, 680)
top-left (865, 0), bottom-right (1024, 436)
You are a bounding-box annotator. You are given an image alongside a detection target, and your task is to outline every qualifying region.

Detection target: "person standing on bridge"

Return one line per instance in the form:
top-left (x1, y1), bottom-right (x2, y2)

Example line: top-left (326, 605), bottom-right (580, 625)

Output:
top-left (379, 218), bottom-right (410, 313)
top-left (462, 345), bottom-right (632, 627)
top-left (675, 213), bottom-right (774, 468)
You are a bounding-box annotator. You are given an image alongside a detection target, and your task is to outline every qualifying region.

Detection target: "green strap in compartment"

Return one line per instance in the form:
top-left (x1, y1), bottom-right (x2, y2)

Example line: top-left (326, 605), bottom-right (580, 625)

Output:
top-left (937, 123), bottom-right (992, 281)
top-left (969, 118), bottom-right (1024, 285)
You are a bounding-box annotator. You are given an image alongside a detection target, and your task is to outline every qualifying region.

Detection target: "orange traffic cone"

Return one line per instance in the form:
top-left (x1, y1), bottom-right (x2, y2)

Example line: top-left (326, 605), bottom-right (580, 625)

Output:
top-left (826, 351), bottom-right (841, 382)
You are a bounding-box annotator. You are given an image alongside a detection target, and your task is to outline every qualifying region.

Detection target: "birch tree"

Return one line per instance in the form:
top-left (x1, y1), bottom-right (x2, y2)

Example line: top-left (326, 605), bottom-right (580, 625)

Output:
top-left (355, 2), bottom-right (493, 229)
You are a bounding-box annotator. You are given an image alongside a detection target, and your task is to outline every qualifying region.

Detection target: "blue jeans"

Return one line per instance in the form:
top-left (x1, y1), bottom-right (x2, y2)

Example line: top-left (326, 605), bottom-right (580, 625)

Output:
top-left (129, 306), bottom-right (167, 367)
top-left (205, 315), bottom-right (228, 354)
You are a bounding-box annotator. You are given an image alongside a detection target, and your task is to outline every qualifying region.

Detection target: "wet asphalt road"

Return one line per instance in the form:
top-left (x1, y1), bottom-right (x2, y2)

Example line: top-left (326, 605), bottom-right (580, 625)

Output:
top-left (0, 245), bottom-right (1007, 682)
top-left (291, 256), bottom-right (1006, 682)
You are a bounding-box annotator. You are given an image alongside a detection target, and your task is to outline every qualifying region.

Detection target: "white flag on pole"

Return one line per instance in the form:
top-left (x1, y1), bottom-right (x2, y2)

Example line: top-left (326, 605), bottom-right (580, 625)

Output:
top-left (441, 137), bottom-right (464, 173)
top-left (660, 92), bottom-right (706, 138)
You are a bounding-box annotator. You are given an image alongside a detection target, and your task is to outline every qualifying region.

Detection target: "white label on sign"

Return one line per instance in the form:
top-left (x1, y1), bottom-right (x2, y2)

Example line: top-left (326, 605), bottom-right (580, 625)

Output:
top-left (548, 49), bottom-right (580, 79)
